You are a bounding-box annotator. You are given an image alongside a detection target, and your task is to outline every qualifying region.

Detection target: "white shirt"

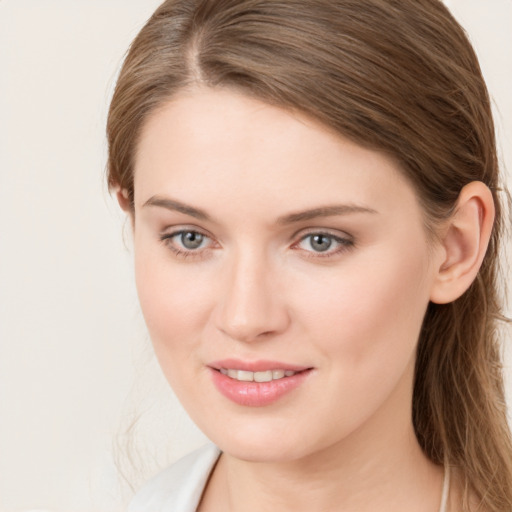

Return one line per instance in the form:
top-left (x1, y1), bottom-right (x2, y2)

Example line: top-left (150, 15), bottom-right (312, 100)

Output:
top-left (128, 444), bottom-right (221, 512)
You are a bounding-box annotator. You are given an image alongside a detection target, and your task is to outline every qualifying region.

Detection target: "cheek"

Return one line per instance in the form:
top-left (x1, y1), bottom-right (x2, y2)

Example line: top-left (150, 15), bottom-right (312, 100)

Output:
top-left (133, 242), bottom-right (212, 353)
top-left (293, 244), bottom-right (432, 375)
top-left (133, 246), bottom-right (217, 408)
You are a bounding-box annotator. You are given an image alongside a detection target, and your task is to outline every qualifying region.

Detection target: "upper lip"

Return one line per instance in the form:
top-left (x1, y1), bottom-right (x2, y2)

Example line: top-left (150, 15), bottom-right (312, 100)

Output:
top-left (209, 358), bottom-right (311, 372)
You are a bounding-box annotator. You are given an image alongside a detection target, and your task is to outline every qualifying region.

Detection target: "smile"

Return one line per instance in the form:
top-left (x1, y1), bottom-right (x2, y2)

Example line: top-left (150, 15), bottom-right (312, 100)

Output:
top-left (210, 362), bottom-right (313, 407)
top-left (219, 368), bottom-right (297, 382)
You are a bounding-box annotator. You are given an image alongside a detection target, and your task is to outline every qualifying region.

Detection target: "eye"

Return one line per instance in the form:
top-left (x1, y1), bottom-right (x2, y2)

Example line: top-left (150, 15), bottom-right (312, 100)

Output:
top-left (177, 231), bottom-right (206, 250)
top-left (159, 228), bottom-right (213, 257)
top-left (294, 232), bottom-right (353, 256)
top-left (305, 234), bottom-right (334, 252)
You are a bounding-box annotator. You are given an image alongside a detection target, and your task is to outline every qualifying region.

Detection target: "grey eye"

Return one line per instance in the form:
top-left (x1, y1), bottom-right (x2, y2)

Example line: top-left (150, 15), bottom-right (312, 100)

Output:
top-left (308, 234), bottom-right (333, 252)
top-left (180, 231), bottom-right (205, 249)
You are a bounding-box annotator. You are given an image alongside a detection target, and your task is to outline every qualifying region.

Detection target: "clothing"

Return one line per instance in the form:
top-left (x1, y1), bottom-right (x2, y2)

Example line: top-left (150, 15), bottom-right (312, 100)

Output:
top-left (128, 444), bottom-right (221, 512)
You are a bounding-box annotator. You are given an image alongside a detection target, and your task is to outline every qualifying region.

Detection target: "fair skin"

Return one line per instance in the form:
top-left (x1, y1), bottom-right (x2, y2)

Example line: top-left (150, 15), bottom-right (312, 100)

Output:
top-left (118, 87), bottom-right (494, 512)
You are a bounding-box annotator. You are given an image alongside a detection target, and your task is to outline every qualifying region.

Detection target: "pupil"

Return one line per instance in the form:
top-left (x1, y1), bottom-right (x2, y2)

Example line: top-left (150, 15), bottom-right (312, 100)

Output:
top-left (181, 232), bottom-right (203, 249)
top-left (311, 234), bottom-right (332, 252)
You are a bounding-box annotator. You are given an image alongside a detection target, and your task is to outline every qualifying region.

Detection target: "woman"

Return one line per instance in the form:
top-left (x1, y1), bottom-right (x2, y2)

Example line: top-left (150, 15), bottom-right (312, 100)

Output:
top-left (107, 0), bottom-right (512, 510)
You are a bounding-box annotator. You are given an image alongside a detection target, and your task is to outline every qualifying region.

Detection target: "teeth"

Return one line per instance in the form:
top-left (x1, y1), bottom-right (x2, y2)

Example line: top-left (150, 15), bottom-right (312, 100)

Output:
top-left (220, 368), bottom-right (298, 382)
top-left (237, 370), bottom-right (254, 382)
top-left (272, 369), bottom-right (285, 380)
top-left (254, 370), bottom-right (273, 383)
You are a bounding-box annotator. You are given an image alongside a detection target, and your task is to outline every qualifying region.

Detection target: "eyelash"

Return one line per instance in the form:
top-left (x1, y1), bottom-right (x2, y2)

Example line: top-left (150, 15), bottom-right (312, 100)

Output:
top-left (159, 229), bottom-right (354, 260)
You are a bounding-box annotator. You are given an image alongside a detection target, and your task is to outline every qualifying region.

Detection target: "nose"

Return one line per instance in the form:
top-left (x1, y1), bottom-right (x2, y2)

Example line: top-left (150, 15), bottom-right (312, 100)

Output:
top-left (213, 249), bottom-right (290, 343)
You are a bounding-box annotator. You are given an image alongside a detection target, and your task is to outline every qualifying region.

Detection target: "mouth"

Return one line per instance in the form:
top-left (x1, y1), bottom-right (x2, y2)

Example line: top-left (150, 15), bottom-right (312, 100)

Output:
top-left (218, 368), bottom-right (299, 382)
top-left (208, 360), bottom-right (313, 407)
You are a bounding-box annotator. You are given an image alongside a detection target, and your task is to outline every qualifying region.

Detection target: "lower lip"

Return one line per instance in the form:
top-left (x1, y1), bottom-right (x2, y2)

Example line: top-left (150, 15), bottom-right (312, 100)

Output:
top-left (209, 368), bottom-right (312, 407)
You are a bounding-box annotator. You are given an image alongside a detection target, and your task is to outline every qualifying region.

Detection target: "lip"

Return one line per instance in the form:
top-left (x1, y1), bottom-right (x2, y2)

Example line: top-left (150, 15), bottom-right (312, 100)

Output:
top-left (209, 358), bottom-right (310, 373)
top-left (208, 359), bottom-right (313, 407)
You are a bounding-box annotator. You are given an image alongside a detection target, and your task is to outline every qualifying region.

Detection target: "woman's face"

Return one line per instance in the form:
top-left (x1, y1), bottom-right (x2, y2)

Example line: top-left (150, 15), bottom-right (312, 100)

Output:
top-left (132, 88), bottom-right (443, 462)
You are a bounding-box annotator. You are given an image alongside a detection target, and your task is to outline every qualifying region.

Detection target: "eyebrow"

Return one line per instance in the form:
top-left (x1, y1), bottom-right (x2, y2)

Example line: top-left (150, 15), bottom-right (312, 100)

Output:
top-left (142, 195), bottom-right (377, 223)
top-left (276, 204), bottom-right (377, 224)
top-left (143, 196), bottom-right (211, 221)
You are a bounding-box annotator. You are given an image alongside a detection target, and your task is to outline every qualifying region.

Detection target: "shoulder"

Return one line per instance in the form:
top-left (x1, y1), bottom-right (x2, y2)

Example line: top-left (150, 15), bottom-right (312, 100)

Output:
top-left (128, 443), bottom-right (221, 512)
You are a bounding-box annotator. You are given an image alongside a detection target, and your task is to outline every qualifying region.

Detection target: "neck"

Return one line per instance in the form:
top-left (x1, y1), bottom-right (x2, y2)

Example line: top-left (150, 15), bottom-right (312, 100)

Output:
top-left (199, 361), bottom-right (445, 512)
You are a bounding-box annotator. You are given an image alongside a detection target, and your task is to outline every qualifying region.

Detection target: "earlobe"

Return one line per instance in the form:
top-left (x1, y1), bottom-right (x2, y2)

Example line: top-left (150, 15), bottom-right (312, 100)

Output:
top-left (430, 181), bottom-right (495, 304)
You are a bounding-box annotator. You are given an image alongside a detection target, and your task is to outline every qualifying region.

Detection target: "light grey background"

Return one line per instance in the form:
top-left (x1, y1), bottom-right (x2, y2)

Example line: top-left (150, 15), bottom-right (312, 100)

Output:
top-left (0, 1), bottom-right (511, 511)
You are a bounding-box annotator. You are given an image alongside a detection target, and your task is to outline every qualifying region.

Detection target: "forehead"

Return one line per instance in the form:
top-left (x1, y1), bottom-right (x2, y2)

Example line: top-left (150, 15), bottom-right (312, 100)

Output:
top-left (134, 87), bottom-right (419, 223)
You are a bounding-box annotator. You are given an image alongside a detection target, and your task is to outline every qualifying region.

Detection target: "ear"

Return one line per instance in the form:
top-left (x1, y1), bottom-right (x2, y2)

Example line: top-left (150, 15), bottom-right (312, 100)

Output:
top-left (115, 186), bottom-right (131, 212)
top-left (114, 186), bottom-right (135, 229)
top-left (430, 181), bottom-right (495, 304)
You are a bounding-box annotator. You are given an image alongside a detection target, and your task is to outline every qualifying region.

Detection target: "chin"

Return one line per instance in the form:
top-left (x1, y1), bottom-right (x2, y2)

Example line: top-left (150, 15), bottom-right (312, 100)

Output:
top-left (218, 439), bottom-right (305, 463)
top-left (200, 417), bottom-right (331, 464)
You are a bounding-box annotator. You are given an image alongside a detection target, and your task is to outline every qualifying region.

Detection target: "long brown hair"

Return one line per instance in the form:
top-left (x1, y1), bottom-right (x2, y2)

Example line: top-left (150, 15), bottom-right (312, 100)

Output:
top-left (107, 1), bottom-right (512, 509)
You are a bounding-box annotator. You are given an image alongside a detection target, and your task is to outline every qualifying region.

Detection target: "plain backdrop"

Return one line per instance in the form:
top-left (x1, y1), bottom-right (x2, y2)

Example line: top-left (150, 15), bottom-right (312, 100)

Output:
top-left (0, 1), bottom-right (511, 511)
